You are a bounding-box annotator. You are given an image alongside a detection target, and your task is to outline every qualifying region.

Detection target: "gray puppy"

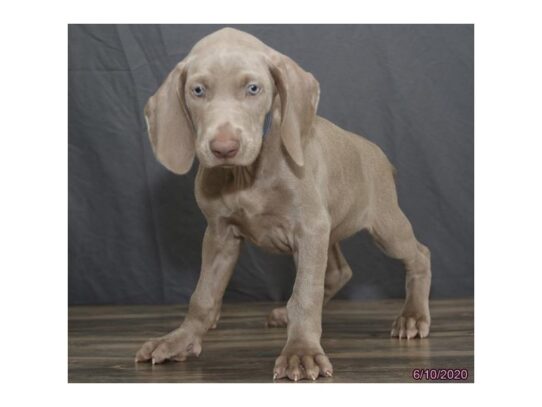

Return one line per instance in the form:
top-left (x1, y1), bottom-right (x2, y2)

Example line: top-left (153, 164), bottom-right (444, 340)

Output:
top-left (135, 28), bottom-right (431, 381)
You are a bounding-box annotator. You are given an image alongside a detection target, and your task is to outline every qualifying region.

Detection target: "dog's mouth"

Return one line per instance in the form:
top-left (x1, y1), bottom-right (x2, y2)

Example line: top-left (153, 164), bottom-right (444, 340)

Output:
top-left (210, 155), bottom-right (243, 168)
top-left (203, 158), bottom-right (245, 169)
top-left (209, 150), bottom-right (260, 169)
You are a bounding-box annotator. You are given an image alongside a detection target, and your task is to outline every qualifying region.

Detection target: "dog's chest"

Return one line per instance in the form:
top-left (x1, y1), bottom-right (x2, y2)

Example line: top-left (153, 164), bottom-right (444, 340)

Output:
top-left (225, 188), bottom-right (295, 254)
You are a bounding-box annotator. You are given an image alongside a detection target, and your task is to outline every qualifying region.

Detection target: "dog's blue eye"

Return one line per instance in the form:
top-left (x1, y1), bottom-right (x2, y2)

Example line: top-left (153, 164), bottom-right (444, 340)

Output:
top-left (192, 85), bottom-right (206, 97)
top-left (247, 84), bottom-right (260, 95)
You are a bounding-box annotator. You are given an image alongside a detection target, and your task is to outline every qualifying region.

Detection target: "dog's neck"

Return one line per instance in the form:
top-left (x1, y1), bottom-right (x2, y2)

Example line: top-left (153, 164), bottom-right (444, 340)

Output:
top-left (226, 164), bottom-right (258, 190)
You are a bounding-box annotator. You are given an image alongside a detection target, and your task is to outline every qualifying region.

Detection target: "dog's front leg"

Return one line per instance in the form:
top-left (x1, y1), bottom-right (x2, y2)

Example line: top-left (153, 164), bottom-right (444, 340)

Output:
top-left (135, 224), bottom-right (241, 364)
top-left (273, 222), bottom-right (333, 381)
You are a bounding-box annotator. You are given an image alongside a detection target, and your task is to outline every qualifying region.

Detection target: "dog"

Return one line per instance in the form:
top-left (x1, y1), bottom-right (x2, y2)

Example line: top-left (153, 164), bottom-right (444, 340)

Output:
top-left (135, 27), bottom-right (431, 381)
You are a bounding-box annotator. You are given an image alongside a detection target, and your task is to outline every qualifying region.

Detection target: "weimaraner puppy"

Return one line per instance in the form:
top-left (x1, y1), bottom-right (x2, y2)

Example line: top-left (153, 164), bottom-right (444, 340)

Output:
top-left (135, 27), bottom-right (431, 381)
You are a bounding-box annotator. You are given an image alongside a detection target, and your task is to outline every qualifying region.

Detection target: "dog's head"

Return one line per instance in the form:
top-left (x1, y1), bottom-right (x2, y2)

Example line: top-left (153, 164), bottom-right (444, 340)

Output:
top-left (144, 28), bottom-right (320, 174)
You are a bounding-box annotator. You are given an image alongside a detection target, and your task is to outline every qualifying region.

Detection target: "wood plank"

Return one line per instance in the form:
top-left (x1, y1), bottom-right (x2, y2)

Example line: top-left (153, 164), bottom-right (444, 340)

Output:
top-left (68, 299), bottom-right (474, 383)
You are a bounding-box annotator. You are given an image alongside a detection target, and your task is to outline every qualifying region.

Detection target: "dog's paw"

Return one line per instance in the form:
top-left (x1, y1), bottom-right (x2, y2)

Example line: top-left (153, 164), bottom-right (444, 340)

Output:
top-left (266, 307), bottom-right (288, 327)
top-left (273, 343), bottom-right (333, 381)
top-left (135, 328), bottom-right (202, 364)
top-left (390, 312), bottom-right (430, 339)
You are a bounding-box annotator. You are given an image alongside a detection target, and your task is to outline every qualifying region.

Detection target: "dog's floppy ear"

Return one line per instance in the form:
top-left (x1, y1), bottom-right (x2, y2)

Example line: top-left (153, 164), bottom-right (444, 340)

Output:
top-left (268, 53), bottom-right (320, 167)
top-left (144, 59), bottom-right (195, 175)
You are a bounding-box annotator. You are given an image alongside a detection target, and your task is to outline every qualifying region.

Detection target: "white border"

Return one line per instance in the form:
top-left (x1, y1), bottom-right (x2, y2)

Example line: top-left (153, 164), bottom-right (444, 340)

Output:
top-left (2, 0), bottom-right (542, 405)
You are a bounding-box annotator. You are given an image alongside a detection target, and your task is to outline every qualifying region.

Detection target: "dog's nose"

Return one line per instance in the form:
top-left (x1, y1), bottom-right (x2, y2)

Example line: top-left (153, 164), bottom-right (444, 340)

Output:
top-left (210, 135), bottom-right (240, 159)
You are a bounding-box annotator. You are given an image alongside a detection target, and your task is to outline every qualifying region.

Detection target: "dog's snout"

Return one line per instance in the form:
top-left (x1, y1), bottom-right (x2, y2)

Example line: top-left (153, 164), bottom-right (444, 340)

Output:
top-left (210, 128), bottom-right (240, 159)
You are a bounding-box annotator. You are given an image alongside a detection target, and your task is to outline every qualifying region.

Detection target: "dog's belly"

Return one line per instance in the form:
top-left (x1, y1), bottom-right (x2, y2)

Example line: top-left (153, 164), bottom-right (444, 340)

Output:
top-left (230, 211), bottom-right (294, 254)
top-left (227, 191), bottom-right (370, 253)
top-left (329, 208), bottom-right (371, 244)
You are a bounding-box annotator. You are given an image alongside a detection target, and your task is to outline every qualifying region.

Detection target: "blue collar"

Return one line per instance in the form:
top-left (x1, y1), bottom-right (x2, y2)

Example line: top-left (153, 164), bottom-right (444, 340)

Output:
top-left (262, 111), bottom-right (272, 138)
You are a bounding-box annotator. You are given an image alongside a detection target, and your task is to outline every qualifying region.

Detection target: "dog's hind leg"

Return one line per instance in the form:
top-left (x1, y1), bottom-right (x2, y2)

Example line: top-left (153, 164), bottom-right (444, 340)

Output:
top-left (266, 243), bottom-right (353, 327)
top-left (369, 190), bottom-right (432, 339)
top-left (322, 244), bottom-right (354, 303)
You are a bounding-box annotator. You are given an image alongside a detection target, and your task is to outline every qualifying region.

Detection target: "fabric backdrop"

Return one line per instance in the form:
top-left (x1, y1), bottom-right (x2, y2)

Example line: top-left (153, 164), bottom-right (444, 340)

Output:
top-left (68, 24), bottom-right (473, 305)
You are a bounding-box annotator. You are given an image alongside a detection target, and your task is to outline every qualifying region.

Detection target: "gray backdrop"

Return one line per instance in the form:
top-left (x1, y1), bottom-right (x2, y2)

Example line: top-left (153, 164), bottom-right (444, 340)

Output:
top-left (68, 24), bottom-right (473, 305)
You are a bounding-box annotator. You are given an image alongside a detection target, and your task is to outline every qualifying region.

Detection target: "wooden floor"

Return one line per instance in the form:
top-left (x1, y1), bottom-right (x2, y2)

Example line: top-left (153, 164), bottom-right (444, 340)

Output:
top-left (68, 299), bottom-right (474, 383)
